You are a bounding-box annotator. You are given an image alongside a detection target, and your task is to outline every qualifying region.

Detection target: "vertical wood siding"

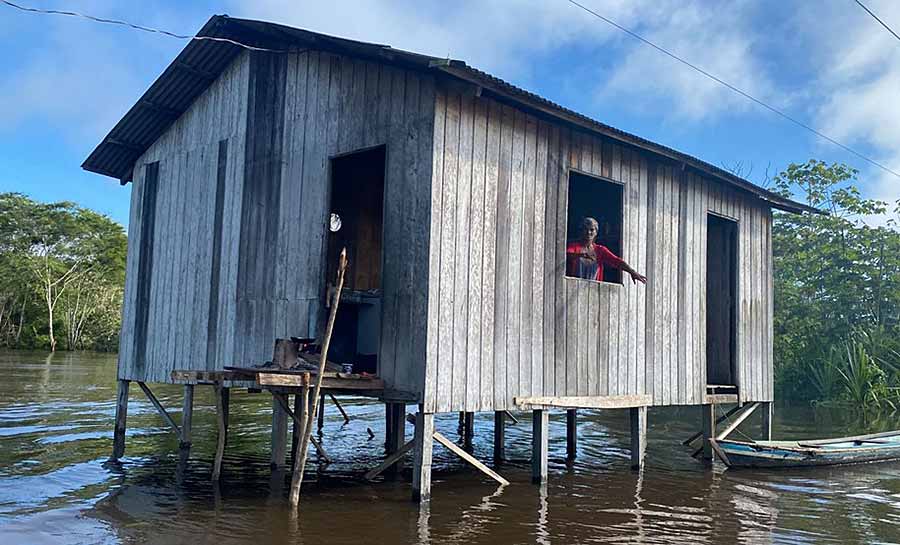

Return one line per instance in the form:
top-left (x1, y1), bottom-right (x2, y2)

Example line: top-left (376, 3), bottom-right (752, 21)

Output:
top-left (424, 91), bottom-right (774, 412)
top-left (119, 52), bottom-right (251, 383)
top-left (118, 50), bottom-right (436, 396)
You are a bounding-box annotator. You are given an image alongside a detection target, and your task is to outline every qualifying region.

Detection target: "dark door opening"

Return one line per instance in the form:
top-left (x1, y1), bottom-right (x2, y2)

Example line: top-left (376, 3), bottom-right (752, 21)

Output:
top-left (325, 146), bottom-right (386, 374)
top-left (706, 214), bottom-right (737, 388)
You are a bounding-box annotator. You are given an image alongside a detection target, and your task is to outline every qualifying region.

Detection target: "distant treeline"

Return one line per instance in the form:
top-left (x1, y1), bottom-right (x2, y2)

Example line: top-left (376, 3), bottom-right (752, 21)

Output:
top-left (772, 160), bottom-right (900, 410)
top-left (0, 193), bottom-right (126, 352)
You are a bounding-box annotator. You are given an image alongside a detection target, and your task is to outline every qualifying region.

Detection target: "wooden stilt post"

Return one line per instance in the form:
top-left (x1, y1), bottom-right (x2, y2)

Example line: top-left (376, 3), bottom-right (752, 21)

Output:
top-left (463, 411), bottom-right (474, 450)
top-left (385, 402), bottom-right (395, 451)
top-left (289, 248), bottom-right (347, 509)
top-left (271, 393), bottom-right (289, 468)
top-left (221, 387), bottom-right (231, 440)
top-left (317, 393), bottom-right (325, 431)
top-left (181, 384), bottom-right (194, 449)
top-left (412, 406), bottom-right (434, 502)
top-left (566, 409), bottom-right (577, 461)
top-left (386, 403), bottom-right (405, 477)
top-left (212, 383), bottom-right (227, 481)
top-left (761, 401), bottom-right (773, 441)
top-left (630, 406), bottom-right (647, 470)
top-left (493, 411), bottom-right (505, 462)
top-left (701, 404), bottom-right (715, 461)
top-left (532, 409), bottom-right (549, 484)
top-left (291, 391), bottom-right (305, 463)
top-left (111, 379), bottom-right (130, 461)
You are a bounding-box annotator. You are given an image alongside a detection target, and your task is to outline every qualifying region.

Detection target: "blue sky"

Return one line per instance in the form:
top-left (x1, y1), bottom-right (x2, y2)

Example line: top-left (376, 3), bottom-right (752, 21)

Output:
top-left (2, 0), bottom-right (899, 228)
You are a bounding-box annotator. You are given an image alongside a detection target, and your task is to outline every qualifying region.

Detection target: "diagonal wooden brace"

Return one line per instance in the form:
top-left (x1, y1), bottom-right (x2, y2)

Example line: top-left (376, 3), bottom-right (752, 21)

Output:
top-left (137, 382), bottom-right (182, 440)
top-left (405, 414), bottom-right (509, 486)
top-left (364, 438), bottom-right (416, 480)
top-left (274, 392), bottom-right (332, 463)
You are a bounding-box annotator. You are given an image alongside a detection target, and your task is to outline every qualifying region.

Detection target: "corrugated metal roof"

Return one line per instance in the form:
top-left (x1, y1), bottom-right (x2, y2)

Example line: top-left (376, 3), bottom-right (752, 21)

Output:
top-left (82, 15), bottom-right (818, 214)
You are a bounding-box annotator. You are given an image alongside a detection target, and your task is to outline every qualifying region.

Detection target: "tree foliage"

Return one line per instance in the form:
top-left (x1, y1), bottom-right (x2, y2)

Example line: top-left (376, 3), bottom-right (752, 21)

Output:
top-left (0, 192), bottom-right (126, 351)
top-left (771, 160), bottom-right (900, 407)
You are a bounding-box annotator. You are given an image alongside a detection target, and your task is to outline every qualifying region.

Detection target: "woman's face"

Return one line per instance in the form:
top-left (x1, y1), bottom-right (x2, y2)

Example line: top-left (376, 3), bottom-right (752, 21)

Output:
top-left (584, 223), bottom-right (597, 242)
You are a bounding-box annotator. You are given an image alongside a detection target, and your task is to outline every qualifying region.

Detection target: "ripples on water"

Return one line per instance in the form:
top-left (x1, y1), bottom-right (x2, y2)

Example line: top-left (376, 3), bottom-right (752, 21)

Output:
top-left (1, 349), bottom-right (900, 544)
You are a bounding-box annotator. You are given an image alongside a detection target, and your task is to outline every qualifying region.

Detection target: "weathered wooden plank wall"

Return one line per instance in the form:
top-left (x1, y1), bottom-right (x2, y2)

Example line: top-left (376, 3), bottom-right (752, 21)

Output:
top-left (424, 90), bottom-right (773, 412)
top-left (253, 51), bottom-right (436, 394)
top-left (119, 49), bottom-right (436, 396)
top-left (119, 52), bottom-right (251, 383)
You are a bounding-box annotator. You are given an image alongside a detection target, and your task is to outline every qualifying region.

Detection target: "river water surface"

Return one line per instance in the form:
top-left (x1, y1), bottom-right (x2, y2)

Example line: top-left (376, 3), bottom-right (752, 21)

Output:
top-left (1, 350), bottom-right (900, 544)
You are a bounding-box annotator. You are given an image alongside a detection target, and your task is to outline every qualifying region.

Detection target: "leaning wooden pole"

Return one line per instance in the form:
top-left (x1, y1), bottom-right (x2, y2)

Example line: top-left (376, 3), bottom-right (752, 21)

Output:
top-left (289, 248), bottom-right (348, 508)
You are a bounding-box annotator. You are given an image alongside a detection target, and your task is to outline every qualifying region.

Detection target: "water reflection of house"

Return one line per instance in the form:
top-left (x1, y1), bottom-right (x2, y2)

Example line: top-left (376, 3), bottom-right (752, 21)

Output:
top-left (83, 16), bottom-right (818, 501)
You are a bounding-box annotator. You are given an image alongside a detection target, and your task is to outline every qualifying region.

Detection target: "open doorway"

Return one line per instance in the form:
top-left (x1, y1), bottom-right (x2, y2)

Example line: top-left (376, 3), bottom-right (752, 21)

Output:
top-left (706, 214), bottom-right (737, 388)
top-left (325, 146), bottom-right (386, 374)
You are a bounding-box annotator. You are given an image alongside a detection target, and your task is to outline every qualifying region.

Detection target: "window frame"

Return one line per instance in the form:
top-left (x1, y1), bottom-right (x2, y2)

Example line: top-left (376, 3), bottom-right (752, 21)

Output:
top-left (563, 167), bottom-right (626, 286)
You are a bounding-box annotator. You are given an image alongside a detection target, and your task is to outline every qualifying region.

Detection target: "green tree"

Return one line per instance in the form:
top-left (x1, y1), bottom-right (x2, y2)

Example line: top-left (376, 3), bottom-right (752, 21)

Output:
top-left (0, 193), bottom-right (126, 351)
top-left (771, 160), bottom-right (900, 405)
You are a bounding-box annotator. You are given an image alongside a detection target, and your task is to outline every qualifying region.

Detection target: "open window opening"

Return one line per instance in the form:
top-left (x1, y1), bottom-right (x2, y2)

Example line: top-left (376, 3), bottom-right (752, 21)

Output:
top-left (325, 145), bottom-right (386, 375)
top-left (565, 171), bottom-right (624, 284)
top-left (706, 214), bottom-right (738, 390)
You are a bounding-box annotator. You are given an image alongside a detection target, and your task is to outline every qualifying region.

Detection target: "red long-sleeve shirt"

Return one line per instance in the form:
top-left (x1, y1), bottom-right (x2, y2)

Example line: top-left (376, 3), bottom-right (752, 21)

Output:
top-left (566, 242), bottom-right (625, 281)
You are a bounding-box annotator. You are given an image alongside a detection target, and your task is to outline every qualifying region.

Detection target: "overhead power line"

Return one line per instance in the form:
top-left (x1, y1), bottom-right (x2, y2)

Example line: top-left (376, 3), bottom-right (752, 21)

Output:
top-left (854, 0), bottom-right (900, 43)
top-left (0, 0), bottom-right (287, 52)
top-left (565, 0), bottom-right (900, 181)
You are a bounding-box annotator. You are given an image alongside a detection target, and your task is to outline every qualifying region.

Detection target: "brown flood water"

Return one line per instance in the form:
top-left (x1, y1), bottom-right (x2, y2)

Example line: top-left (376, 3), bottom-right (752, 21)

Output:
top-left (1, 349), bottom-right (900, 544)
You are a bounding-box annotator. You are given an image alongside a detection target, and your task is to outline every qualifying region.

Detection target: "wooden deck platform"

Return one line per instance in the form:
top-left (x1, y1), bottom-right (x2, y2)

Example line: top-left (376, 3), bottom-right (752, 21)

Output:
top-left (170, 368), bottom-right (385, 395)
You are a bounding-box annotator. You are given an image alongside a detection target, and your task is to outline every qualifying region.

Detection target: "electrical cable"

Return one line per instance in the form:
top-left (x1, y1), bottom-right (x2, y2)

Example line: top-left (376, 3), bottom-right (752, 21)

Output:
top-left (565, 0), bottom-right (900, 181)
top-left (854, 0), bottom-right (900, 43)
top-left (0, 0), bottom-right (288, 52)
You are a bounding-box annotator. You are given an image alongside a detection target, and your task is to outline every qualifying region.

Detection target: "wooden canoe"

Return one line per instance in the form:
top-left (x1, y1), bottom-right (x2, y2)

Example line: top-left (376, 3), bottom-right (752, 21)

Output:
top-left (710, 430), bottom-right (900, 469)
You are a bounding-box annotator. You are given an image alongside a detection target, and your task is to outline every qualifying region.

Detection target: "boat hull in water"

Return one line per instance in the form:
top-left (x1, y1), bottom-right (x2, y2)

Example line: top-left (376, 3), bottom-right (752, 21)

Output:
top-left (710, 430), bottom-right (900, 469)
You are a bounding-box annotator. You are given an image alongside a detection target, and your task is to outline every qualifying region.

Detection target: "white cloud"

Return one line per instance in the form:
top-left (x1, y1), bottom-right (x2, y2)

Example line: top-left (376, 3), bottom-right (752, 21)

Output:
top-left (805, 0), bottom-right (900, 219)
top-left (599, 0), bottom-right (775, 121)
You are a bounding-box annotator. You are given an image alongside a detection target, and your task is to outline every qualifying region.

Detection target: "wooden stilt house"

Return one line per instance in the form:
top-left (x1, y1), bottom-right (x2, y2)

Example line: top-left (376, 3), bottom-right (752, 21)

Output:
top-left (83, 16), bottom-right (817, 500)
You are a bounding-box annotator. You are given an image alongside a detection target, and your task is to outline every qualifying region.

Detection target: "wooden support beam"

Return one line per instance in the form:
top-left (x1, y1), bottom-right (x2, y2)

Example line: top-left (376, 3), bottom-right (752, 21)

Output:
top-left (111, 379), bottom-right (129, 461)
top-left (138, 100), bottom-right (181, 119)
top-left (493, 411), bottom-right (505, 462)
top-left (700, 404), bottom-right (715, 461)
top-left (212, 383), bottom-right (227, 481)
top-left (504, 411), bottom-right (520, 425)
top-left (106, 138), bottom-right (143, 154)
top-left (412, 408), bottom-right (434, 502)
top-left (434, 430), bottom-right (509, 486)
top-left (516, 394), bottom-right (652, 410)
top-left (271, 393), bottom-right (289, 468)
top-left (385, 402), bottom-right (395, 450)
top-left (274, 390), bottom-right (331, 463)
top-left (329, 394), bottom-right (350, 424)
top-left (364, 438), bottom-right (415, 481)
top-left (291, 388), bottom-right (308, 463)
top-left (761, 401), bottom-right (773, 441)
top-left (317, 393), bottom-right (325, 431)
top-left (566, 409), bottom-right (577, 461)
top-left (137, 382), bottom-right (181, 439)
top-left (463, 412), bottom-right (474, 450)
top-left (386, 403), bottom-right (405, 476)
top-left (289, 379), bottom-right (311, 506)
top-left (630, 406), bottom-right (647, 470)
top-left (174, 61), bottom-right (217, 81)
top-left (532, 409), bottom-right (549, 484)
top-left (716, 402), bottom-right (759, 440)
top-left (180, 384), bottom-right (194, 449)
top-left (682, 404), bottom-right (743, 446)
top-left (221, 387), bottom-right (231, 440)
